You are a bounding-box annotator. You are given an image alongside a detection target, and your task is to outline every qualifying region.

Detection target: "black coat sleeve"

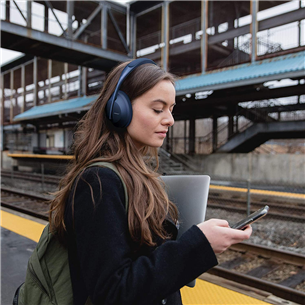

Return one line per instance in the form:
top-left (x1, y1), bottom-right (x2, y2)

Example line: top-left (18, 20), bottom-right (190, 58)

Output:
top-left (68, 167), bottom-right (218, 305)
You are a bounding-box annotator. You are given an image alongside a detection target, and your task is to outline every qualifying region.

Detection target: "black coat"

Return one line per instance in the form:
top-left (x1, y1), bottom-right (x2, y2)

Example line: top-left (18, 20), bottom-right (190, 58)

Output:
top-left (65, 167), bottom-right (218, 305)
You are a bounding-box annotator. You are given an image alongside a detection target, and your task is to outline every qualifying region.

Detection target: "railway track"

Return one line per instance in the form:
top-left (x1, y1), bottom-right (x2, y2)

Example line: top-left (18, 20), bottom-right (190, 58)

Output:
top-left (207, 200), bottom-right (305, 223)
top-left (1, 169), bottom-right (60, 185)
top-left (2, 187), bottom-right (305, 304)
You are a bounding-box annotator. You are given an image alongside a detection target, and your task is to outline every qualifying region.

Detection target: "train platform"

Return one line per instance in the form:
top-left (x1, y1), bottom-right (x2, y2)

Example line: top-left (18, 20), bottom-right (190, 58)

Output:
top-left (2, 208), bottom-right (294, 305)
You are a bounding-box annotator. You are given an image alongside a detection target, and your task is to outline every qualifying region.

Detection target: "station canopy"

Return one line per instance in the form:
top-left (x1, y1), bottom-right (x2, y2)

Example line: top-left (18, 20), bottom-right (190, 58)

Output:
top-left (13, 95), bottom-right (98, 123)
top-left (175, 51), bottom-right (305, 96)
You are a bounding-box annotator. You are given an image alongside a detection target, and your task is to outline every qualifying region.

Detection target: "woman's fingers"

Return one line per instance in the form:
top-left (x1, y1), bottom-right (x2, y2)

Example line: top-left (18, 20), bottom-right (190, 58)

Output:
top-left (197, 220), bottom-right (253, 254)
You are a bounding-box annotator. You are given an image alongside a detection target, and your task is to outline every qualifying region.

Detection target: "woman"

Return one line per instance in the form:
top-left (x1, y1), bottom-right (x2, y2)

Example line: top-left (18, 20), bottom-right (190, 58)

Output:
top-left (49, 59), bottom-right (252, 305)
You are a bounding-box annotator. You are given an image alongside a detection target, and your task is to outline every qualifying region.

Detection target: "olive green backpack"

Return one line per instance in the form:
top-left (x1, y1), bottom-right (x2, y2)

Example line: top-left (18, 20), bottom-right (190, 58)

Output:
top-left (14, 162), bottom-right (128, 305)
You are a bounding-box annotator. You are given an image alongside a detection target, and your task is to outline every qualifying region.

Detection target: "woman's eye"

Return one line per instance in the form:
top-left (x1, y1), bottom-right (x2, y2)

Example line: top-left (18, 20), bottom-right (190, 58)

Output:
top-left (153, 109), bottom-right (163, 114)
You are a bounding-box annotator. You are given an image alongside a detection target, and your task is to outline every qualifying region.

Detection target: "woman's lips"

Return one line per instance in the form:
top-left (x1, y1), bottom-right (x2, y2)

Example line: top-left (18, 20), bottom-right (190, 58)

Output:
top-left (155, 131), bottom-right (167, 137)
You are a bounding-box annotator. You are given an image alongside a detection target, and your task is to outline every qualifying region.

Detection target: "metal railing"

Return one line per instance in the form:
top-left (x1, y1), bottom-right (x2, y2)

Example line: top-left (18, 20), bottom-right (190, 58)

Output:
top-left (257, 21), bottom-right (305, 57)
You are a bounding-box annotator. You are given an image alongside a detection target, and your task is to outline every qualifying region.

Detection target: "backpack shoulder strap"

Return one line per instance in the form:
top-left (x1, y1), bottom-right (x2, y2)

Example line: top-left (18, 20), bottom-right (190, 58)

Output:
top-left (86, 162), bottom-right (128, 211)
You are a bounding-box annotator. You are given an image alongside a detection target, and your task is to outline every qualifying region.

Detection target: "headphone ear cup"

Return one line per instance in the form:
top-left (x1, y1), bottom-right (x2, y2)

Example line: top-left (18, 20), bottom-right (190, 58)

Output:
top-left (108, 90), bottom-right (133, 128)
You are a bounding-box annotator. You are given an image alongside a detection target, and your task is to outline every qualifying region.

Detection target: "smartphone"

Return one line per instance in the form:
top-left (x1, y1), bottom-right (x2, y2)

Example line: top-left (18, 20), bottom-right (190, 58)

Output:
top-left (231, 205), bottom-right (269, 230)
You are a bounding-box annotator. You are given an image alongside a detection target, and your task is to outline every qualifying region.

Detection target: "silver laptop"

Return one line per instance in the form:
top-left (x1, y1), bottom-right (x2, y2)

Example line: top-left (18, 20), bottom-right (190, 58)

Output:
top-left (160, 175), bottom-right (210, 287)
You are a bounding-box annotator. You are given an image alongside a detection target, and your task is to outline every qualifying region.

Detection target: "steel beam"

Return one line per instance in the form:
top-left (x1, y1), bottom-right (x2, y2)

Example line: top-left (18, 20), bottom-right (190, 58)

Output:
top-left (108, 8), bottom-right (129, 53)
top-left (73, 3), bottom-right (102, 40)
top-left (175, 85), bottom-right (305, 116)
top-left (161, 2), bottom-right (169, 71)
top-left (2, 21), bottom-right (130, 63)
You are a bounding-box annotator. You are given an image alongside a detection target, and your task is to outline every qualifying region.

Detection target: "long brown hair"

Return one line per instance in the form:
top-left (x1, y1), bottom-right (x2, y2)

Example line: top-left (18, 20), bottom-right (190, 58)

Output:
top-left (49, 61), bottom-right (179, 247)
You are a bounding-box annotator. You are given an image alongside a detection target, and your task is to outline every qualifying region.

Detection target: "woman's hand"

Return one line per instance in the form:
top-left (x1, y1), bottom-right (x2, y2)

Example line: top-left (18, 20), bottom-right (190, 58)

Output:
top-left (197, 219), bottom-right (252, 254)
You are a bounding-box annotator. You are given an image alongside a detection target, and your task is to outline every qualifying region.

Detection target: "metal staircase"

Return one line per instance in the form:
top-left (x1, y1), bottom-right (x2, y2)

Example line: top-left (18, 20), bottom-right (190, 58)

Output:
top-left (157, 148), bottom-right (197, 175)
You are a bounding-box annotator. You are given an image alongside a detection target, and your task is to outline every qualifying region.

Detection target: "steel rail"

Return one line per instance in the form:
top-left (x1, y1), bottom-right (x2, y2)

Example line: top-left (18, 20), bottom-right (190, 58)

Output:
top-left (207, 267), bottom-right (305, 304)
top-left (1, 186), bottom-right (52, 201)
top-left (1, 201), bottom-right (49, 221)
top-left (208, 203), bottom-right (305, 223)
top-left (231, 243), bottom-right (305, 266)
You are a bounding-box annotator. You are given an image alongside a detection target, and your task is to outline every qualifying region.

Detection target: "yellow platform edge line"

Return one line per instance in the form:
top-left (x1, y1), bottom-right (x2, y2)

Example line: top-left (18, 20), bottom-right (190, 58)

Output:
top-left (1, 210), bottom-right (45, 242)
top-left (181, 278), bottom-right (269, 305)
top-left (8, 153), bottom-right (73, 160)
top-left (210, 185), bottom-right (305, 200)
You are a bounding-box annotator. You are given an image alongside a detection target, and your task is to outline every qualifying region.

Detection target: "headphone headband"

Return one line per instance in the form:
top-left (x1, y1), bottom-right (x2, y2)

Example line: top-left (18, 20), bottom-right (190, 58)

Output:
top-left (108, 58), bottom-right (156, 121)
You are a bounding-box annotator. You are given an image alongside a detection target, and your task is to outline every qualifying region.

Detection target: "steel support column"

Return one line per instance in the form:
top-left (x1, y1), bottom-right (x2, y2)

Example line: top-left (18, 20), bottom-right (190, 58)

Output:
top-left (48, 60), bottom-right (52, 103)
top-left (82, 67), bottom-right (88, 96)
top-left (126, 4), bottom-right (130, 50)
top-left (101, 5), bottom-right (108, 49)
top-left (44, 4), bottom-right (48, 32)
top-left (33, 57), bottom-right (38, 106)
top-left (64, 63), bottom-right (68, 100)
top-left (251, 0), bottom-right (258, 63)
top-left (130, 12), bottom-right (136, 58)
top-left (10, 70), bottom-right (14, 122)
top-left (78, 66), bottom-right (82, 97)
top-left (0, 75), bottom-right (4, 152)
top-left (228, 115), bottom-right (234, 139)
top-left (161, 2), bottom-right (169, 71)
top-left (189, 117), bottom-right (196, 155)
top-left (5, 0), bottom-right (10, 21)
top-left (298, 1), bottom-right (302, 47)
top-left (67, 1), bottom-right (74, 39)
top-left (27, 1), bottom-right (32, 28)
top-left (213, 115), bottom-right (218, 152)
top-left (21, 65), bottom-right (25, 113)
top-left (201, 0), bottom-right (208, 73)
top-left (184, 120), bottom-right (187, 154)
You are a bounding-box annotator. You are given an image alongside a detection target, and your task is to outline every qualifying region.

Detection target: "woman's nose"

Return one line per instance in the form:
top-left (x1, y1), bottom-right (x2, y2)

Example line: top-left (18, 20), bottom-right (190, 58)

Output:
top-left (163, 111), bottom-right (174, 127)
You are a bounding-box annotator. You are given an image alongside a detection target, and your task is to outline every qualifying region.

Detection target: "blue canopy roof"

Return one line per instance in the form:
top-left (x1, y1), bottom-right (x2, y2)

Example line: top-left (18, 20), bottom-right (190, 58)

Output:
top-left (14, 95), bottom-right (98, 122)
top-left (175, 51), bottom-right (305, 96)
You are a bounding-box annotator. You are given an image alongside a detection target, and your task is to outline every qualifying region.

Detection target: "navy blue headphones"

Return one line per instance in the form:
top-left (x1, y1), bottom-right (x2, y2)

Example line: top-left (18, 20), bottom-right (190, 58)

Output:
top-left (106, 58), bottom-right (157, 128)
